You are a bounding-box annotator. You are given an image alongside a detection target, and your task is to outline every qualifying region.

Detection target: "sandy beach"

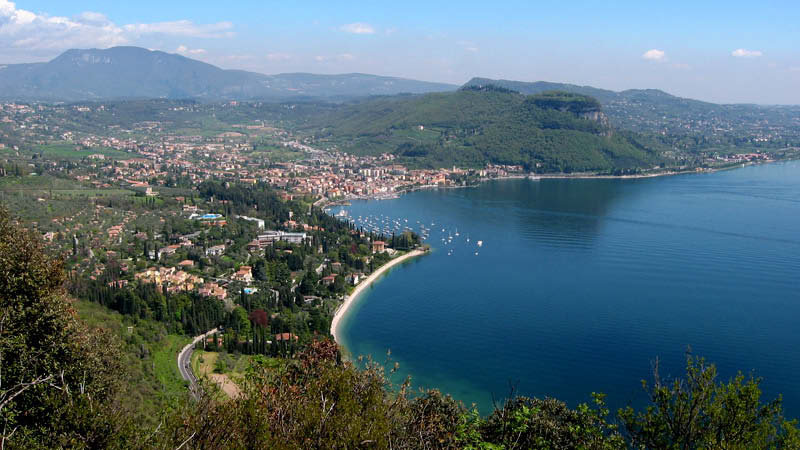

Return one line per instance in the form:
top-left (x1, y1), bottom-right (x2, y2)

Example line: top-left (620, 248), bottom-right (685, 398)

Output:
top-left (331, 249), bottom-right (425, 343)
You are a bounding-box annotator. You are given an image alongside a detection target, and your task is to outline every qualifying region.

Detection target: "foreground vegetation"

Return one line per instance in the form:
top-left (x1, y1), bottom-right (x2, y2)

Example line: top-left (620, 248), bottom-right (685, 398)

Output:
top-left (2, 206), bottom-right (800, 448)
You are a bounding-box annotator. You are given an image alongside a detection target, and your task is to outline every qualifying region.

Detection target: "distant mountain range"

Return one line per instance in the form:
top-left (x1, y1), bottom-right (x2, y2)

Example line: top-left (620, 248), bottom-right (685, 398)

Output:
top-left (1, 47), bottom-right (797, 146)
top-left (463, 77), bottom-right (700, 104)
top-left (0, 46), bottom-right (457, 101)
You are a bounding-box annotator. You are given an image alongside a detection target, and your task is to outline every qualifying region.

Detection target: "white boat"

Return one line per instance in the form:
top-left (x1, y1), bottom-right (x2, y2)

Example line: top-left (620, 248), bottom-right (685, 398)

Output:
top-left (477, 240), bottom-right (483, 247)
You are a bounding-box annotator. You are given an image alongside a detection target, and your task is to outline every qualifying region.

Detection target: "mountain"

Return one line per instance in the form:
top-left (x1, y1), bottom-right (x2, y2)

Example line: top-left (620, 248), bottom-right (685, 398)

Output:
top-left (0, 46), bottom-right (457, 101)
top-left (303, 86), bottom-right (666, 172)
top-left (464, 77), bottom-right (621, 102)
top-left (463, 77), bottom-right (723, 132)
top-left (462, 77), bottom-right (800, 143)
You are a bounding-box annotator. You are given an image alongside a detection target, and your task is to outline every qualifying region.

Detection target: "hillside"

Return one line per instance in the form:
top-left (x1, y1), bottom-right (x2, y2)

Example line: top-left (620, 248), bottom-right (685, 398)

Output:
top-left (306, 87), bottom-right (666, 172)
top-left (0, 46), bottom-right (457, 101)
top-left (463, 78), bottom-right (800, 148)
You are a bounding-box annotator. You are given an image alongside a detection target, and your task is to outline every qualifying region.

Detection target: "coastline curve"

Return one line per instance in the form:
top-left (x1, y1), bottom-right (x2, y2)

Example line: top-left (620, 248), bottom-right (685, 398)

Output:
top-left (331, 249), bottom-right (425, 345)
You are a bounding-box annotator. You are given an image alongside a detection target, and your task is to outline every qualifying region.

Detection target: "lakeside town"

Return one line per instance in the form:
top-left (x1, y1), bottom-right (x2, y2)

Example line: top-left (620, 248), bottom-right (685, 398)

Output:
top-left (0, 97), bottom-right (794, 353)
top-left (1, 100), bottom-right (793, 315)
top-left (4, 6), bottom-right (800, 444)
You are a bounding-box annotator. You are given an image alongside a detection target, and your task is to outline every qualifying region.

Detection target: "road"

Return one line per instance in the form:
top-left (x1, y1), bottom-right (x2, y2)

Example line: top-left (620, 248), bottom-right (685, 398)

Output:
top-left (177, 327), bottom-right (218, 400)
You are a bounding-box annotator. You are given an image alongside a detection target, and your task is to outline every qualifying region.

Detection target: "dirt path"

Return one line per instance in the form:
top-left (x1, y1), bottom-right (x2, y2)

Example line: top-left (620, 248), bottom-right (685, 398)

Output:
top-left (208, 373), bottom-right (241, 398)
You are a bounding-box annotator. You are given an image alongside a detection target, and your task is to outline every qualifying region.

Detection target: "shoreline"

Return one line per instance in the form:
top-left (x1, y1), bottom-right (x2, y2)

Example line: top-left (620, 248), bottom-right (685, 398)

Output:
top-left (330, 249), bottom-right (426, 344)
top-left (319, 159), bottom-right (796, 209)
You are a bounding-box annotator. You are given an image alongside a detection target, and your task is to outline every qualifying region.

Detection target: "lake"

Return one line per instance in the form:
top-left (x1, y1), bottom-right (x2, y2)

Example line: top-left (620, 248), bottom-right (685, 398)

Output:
top-left (331, 161), bottom-right (800, 416)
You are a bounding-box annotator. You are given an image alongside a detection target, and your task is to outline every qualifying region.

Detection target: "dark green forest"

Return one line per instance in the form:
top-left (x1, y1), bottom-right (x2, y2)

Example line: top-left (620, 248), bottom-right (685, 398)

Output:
top-left (302, 87), bottom-right (667, 172)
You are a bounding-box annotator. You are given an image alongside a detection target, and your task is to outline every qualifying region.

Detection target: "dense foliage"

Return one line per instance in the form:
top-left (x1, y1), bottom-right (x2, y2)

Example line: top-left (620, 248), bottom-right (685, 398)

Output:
top-left (0, 207), bottom-right (130, 448)
top-left (463, 78), bottom-right (800, 152)
top-left (303, 89), bottom-right (666, 172)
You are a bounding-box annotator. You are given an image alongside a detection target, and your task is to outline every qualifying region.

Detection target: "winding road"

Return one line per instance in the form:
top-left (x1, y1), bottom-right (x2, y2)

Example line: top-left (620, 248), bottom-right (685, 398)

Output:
top-left (177, 328), bottom-right (218, 400)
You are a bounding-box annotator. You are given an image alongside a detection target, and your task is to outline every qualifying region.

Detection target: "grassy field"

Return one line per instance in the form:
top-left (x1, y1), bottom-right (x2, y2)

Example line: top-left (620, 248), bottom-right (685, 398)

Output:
top-left (74, 301), bottom-right (191, 422)
top-left (0, 174), bottom-right (135, 222)
top-left (191, 350), bottom-right (253, 378)
top-left (191, 350), bottom-right (250, 398)
top-left (33, 142), bottom-right (140, 160)
top-left (246, 145), bottom-right (306, 162)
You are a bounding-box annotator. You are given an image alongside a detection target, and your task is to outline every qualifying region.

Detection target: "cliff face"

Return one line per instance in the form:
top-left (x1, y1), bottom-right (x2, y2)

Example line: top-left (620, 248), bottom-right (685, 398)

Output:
top-left (581, 110), bottom-right (613, 137)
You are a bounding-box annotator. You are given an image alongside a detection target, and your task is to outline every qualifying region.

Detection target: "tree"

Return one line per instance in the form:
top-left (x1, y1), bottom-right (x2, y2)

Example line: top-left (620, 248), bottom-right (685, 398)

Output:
top-left (231, 306), bottom-right (251, 337)
top-left (248, 309), bottom-right (269, 328)
top-left (0, 207), bottom-right (129, 448)
top-left (619, 354), bottom-right (800, 449)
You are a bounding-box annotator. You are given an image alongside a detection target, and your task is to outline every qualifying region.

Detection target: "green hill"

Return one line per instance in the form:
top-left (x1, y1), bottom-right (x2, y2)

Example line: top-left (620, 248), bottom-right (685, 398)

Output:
top-left (307, 87), bottom-right (666, 172)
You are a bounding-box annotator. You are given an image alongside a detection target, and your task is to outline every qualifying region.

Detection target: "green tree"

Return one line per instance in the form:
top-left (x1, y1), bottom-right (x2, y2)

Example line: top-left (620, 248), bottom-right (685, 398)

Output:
top-left (0, 206), bottom-right (130, 448)
top-left (232, 306), bottom-right (251, 337)
top-left (619, 355), bottom-right (800, 449)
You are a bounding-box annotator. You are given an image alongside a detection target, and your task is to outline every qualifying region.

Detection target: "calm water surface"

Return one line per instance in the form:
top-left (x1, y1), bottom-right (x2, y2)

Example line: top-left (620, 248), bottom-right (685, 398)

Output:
top-left (332, 161), bottom-right (800, 415)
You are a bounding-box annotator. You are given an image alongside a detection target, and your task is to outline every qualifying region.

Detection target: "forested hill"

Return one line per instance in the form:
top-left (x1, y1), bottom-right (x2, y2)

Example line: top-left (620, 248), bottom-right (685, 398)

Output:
top-left (306, 86), bottom-right (666, 173)
top-left (463, 77), bottom-right (800, 148)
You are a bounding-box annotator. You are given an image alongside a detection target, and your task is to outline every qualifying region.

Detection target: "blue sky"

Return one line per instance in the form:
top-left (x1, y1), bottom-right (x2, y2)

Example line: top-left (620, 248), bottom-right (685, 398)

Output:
top-left (2, 0), bottom-right (799, 104)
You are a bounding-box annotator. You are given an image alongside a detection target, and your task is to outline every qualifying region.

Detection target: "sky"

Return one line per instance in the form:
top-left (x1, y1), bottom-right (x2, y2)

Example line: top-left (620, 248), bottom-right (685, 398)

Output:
top-left (1, 0), bottom-right (799, 104)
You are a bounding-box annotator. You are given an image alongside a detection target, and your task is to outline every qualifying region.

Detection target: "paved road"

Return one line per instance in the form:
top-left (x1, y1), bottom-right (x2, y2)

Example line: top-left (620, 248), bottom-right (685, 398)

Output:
top-left (177, 328), bottom-right (218, 400)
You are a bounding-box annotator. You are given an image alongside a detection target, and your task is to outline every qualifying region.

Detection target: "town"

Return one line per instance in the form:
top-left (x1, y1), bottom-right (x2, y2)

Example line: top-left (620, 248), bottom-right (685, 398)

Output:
top-left (0, 98), bottom-right (794, 354)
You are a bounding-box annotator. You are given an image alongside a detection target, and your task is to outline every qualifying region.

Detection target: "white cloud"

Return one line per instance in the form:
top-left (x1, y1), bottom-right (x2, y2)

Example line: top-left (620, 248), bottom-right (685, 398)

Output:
top-left (176, 44), bottom-right (206, 55)
top-left (732, 48), bottom-right (762, 58)
top-left (340, 22), bottom-right (375, 34)
top-left (642, 49), bottom-right (666, 61)
top-left (0, 0), bottom-right (233, 57)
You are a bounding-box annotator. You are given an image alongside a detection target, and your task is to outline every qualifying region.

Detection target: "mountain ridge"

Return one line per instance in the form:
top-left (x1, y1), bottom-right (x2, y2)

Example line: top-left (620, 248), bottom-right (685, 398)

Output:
top-left (0, 46), bottom-right (457, 101)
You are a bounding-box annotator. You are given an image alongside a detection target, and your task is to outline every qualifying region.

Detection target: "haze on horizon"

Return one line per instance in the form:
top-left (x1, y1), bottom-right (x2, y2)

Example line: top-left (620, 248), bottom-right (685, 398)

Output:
top-left (1, 0), bottom-right (799, 105)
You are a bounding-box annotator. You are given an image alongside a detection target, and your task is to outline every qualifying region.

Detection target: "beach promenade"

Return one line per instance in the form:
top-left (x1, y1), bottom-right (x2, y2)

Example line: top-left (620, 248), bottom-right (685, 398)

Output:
top-left (331, 249), bottom-right (425, 343)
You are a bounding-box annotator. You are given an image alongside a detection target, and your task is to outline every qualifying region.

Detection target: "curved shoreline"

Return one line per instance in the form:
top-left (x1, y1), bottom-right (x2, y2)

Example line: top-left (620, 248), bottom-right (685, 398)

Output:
top-left (331, 249), bottom-right (425, 344)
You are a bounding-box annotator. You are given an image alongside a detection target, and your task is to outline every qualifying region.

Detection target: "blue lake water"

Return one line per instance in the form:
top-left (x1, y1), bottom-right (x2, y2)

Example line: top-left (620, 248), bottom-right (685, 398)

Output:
top-left (331, 161), bottom-right (800, 416)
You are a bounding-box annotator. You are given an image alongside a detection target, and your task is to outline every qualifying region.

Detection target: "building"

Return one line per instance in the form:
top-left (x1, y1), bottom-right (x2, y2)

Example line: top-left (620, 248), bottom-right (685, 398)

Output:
top-left (206, 244), bottom-right (226, 256)
top-left (236, 215), bottom-right (265, 229)
top-left (274, 333), bottom-right (299, 342)
top-left (198, 282), bottom-right (227, 300)
top-left (256, 230), bottom-right (309, 247)
top-left (232, 265), bottom-right (254, 284)
top-left (157, 244), bottom-right (180, 259)
top-left (372, 240), bottom-right (386, 253)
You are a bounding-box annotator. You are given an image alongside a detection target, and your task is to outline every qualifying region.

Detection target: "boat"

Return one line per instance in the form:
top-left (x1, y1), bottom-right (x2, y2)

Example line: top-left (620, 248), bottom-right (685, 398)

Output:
top-left (477, 240), bottom-right (483, 247)
top-left (528, 173), bottom-right (540, 181)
